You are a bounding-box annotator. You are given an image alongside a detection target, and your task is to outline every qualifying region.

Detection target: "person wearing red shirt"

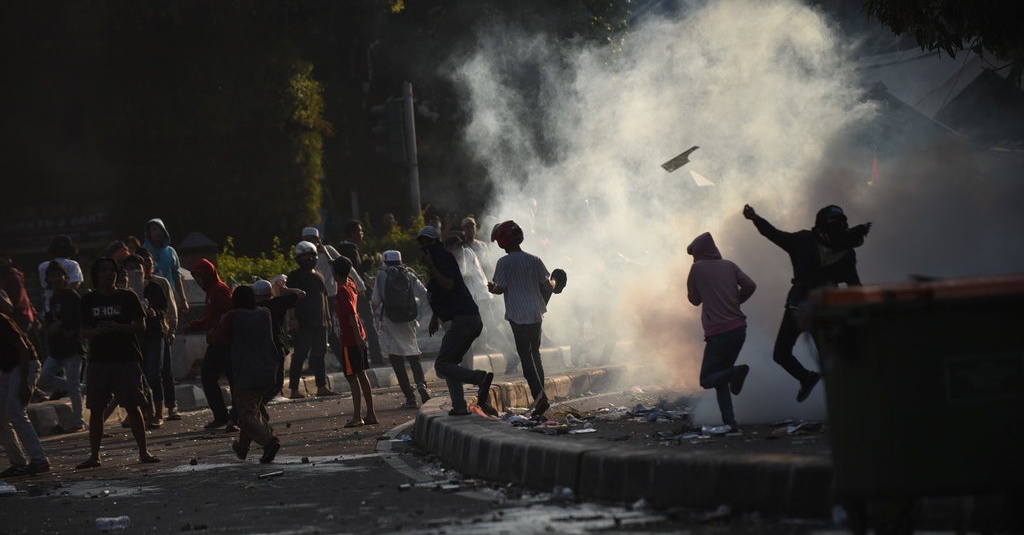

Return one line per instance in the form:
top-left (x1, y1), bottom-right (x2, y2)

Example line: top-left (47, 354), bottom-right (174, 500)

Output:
top-left (331, 256), bottom-right (377, 428)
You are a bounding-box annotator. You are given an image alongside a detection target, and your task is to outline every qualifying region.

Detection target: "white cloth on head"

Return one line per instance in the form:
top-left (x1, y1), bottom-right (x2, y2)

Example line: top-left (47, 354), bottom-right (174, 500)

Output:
top-left (313, 244), bottom-right (340, 297)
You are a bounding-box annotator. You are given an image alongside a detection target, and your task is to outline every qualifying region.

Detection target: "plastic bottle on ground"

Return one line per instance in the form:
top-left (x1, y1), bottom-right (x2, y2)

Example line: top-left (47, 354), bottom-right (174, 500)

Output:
top-left (95, 516), bottom-right (131, 531)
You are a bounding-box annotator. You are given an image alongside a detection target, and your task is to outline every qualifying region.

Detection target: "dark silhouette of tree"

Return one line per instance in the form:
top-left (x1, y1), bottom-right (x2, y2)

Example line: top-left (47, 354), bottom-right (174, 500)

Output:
top-left (864, 0), bottom-right (1023, 85)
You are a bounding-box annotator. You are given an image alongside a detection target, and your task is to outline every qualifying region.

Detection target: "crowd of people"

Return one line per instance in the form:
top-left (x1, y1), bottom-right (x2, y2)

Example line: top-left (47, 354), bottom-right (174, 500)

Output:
top-left (0, 212), bottom-right (570, 475)
top-left (0, 203), bottom-right (870, 476)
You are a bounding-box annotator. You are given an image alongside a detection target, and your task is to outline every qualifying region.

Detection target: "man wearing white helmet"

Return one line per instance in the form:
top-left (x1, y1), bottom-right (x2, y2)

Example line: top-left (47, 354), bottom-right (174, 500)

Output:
top-left (285, 241), bottom-right (337, 398)
top-left (300, 227), bottom-right (364, 370)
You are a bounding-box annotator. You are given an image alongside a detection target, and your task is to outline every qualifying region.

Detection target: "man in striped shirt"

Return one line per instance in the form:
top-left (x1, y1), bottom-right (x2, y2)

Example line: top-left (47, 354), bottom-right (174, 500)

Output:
top-left (487, 220), bottom-right (560, 419)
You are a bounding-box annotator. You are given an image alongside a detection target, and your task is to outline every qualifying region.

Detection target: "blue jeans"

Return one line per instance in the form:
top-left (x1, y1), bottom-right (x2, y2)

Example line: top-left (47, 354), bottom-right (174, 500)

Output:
top-left (434, 315), bottom-right (484, 411)
top-left (39, 354), bottom-right (84, 428)
top-left (0, 360), bottom-right (47, 466)
top-left (699, 326), bottom-right (746, 427)
top-left (510, 322), bottom-right (545, 403)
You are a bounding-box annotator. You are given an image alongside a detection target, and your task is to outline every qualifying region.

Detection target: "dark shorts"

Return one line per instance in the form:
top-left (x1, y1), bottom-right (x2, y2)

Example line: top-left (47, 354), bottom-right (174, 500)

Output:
top-left (341, 345), bottom-right (368, 377)
top-left (85, 361), bottom-right (149, 410)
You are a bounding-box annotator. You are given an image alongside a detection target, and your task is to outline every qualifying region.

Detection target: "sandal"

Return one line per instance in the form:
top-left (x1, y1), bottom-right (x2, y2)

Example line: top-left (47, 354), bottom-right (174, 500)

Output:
top-left (363, 417), bottom-right (379, 425)
top-left (344, 419), bottom-right (364, 428)
top-left (139, 455), bottom-right (161, 464)
top-left (76, 458), bottom-right (101, 469)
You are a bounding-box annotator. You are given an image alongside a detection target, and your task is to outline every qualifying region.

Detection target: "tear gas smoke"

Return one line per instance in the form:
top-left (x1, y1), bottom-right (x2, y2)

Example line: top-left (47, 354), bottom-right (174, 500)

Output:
top-left (447, 0), bottom-right (1024, 424)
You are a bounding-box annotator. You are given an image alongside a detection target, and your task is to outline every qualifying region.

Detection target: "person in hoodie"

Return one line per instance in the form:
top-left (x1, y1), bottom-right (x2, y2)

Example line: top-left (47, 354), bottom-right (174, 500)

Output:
top-left (686, 232), bottom-right (757, 433)
top-left (183, 258), bottom-right (234, 428)
top-left (143, 219), bottom-right (188, 315)
top-left (143, 219), bottom-right (188, 420)
top-left (742, 204), bottom-right (871, 402)
top-left (208, 286), bottom-right (281, 464)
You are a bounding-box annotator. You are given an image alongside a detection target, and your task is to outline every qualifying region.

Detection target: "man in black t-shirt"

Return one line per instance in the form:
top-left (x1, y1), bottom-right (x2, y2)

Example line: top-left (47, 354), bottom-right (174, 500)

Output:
top-left (417, 227), bottom-right (495, 417)
top-left (77, 257), bottom-right (160, 469)
top-left (286, 241), bottom-right (336, 398)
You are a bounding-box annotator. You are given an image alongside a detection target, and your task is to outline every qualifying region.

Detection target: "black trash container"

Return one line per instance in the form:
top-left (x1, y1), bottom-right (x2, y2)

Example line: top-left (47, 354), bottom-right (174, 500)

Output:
top-left (811, 274), bottom-right (1024, 500)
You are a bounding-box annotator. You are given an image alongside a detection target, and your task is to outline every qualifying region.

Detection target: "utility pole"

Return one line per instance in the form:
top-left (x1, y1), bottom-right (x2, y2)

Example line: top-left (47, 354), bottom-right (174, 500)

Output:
top-left (402, 81), bottom-right (421, 222)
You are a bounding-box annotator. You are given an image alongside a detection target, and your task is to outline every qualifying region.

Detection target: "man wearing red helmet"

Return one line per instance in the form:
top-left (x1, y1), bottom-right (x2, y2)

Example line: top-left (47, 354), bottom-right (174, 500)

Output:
top-left (487, 220), bottom-right (565, 419)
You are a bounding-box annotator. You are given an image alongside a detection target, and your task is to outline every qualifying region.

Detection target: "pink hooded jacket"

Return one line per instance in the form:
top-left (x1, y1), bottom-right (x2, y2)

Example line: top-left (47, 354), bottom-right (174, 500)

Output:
top-left (686, 232), bottom-right (757, 336)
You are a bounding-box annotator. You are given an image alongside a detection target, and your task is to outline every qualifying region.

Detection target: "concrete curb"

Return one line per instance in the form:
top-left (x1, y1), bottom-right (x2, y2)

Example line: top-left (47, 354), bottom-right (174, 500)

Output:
top-left (414, 364), bottom-right (835, 516)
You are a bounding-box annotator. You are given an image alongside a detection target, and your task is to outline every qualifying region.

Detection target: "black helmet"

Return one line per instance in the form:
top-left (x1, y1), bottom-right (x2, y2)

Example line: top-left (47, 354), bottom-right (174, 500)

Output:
top-left (815, 205), bottom-right (847, 228)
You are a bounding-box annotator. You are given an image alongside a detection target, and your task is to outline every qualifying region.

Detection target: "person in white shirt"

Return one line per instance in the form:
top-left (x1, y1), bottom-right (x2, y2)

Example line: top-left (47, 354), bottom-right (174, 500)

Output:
top-left (370, 250), bottom-right (432, 408)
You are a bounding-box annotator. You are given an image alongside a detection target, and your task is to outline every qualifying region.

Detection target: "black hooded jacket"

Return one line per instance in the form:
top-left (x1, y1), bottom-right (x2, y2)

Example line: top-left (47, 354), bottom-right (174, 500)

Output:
top-left (749, 214), bottom-right (862, 307)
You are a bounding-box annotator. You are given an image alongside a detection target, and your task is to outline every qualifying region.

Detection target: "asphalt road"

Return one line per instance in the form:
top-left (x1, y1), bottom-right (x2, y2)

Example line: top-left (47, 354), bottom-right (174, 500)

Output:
top-left (0, 383), bottom-right (857, 534)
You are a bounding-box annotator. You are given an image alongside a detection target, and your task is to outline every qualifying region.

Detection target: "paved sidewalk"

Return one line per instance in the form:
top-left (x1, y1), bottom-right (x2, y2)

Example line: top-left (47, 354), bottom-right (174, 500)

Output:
top-left (20, 346), bottom-right (836, 518)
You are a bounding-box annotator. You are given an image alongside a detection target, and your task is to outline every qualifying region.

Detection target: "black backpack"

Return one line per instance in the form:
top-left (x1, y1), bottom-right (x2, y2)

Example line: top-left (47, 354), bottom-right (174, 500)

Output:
top-left (382, 266), bottom-right (418, 322)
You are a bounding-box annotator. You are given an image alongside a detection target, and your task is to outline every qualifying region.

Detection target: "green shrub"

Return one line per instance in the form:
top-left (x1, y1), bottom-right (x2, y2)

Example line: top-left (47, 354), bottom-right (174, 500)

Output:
top-left (218, 215), bottom-right (432, 288)
top-left (217, 236), bottom-right (295, 286)
top-left (360, 215), bottom-right (427, 280)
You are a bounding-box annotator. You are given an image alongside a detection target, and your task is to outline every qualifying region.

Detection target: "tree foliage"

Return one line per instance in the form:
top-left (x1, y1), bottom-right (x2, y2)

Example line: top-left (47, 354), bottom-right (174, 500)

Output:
top-left (0, 0), bottom-right (360, 254)
top-left (864, 0), bottom-right (1023, 84)
top-left (0, 0), bottom-right (630, 257)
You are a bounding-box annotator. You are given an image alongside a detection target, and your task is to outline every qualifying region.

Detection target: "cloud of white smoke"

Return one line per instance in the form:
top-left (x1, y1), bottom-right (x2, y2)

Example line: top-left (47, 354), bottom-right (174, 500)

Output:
top-left (445, 0), bottom-right (1024, 424)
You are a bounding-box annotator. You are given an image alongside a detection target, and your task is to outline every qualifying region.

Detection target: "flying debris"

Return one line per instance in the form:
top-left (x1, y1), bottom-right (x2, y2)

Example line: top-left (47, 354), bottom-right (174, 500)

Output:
top-left (661, 145), bottom-right (699, 172)
top-left (690, 170), bottom-right (715, 187)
